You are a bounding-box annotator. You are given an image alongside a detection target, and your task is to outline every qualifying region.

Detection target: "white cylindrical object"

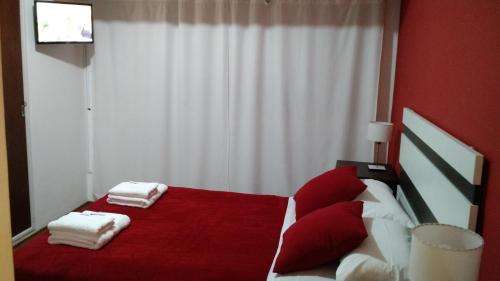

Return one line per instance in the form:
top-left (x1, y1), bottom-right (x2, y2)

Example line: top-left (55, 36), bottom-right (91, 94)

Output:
top-left (408, 223), bottom-right (484, 281)
top-left (366, 121), bottom-right (393, 143)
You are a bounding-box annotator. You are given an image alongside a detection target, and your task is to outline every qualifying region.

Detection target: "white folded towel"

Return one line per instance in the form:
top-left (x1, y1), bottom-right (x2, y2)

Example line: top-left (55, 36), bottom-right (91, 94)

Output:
top-left (109, 181), bottom-right (159, 199)
top-left (50, 230), bottom-right (110, 244)
top-left (50, 211), bottom-right (130, 241)
top-left (48, 211), bottom-right (131, 250)
top-left (47, 212), bottom-right (114, 236)
top-left (49, 229), bottom-right (115, 249)
top-left (80, 211), bottom-right (131, 231)
top-left (107, 184), bottom-right (168, 208)
top-left (48, 232), bottom-right (114, 250)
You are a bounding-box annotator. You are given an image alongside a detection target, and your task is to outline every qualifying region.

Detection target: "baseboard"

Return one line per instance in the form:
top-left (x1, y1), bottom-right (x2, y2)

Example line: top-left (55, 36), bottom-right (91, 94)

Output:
top-left (12, 227), bottom-right (34, 246)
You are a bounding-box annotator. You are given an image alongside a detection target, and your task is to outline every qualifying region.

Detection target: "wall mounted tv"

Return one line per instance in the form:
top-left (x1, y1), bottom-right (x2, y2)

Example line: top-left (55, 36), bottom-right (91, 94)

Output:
top-left (34, 1), bottom-right (93, 44)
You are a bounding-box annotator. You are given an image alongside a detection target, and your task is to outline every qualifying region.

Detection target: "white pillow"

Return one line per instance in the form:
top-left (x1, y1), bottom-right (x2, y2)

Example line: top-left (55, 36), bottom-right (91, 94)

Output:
top-left (336, 218), bottom-right (411, 281)
top-left (357, 179), bottom-right (394, 202)
top-left (358, 179), bottom-right (415, 228)
top-left (362, 201), bottom-right (414, 229)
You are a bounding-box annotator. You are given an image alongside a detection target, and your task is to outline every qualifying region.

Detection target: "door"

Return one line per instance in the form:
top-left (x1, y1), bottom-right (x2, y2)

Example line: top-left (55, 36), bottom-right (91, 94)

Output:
top-left (0, 22), bottom-right (16, 281)
top-left (1, 0), bottom-right (32, 236)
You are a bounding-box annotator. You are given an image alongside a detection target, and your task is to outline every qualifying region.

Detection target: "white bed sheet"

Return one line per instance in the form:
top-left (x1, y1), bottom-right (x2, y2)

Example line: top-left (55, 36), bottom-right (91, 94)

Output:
top-left (266, 197), bottom-right (338, 281)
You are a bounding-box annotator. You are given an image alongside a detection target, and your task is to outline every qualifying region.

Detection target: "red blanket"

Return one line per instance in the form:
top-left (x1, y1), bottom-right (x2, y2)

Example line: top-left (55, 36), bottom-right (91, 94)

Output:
top-left (15, 187), bottom-right (288, 281)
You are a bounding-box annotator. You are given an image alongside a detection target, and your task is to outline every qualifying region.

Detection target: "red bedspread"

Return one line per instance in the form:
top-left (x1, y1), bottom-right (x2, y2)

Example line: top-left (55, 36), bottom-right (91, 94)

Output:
top-left (15, 187), bottom-right (288, 281)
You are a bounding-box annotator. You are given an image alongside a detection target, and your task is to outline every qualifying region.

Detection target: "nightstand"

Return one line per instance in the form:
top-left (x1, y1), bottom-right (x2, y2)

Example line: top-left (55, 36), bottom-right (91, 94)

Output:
top-left (336, 160), bottom-right (398, 195)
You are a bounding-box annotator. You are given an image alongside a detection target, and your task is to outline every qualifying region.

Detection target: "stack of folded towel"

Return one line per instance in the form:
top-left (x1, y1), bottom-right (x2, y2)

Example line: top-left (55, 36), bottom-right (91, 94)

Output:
top-left (107, 181), bottom-right (168, 208)
top-left (48, 211), bottom-right (130, 250)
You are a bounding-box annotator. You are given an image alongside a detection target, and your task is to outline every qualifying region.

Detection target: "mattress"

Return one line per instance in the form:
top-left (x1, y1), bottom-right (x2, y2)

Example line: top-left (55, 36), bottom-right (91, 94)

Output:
top-left (14, 187), bottom-right (289, 281)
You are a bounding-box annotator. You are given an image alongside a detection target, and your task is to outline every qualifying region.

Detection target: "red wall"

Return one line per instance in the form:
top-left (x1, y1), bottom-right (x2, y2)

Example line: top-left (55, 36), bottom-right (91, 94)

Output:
top-left (388, 1), bottom-right (500, 280)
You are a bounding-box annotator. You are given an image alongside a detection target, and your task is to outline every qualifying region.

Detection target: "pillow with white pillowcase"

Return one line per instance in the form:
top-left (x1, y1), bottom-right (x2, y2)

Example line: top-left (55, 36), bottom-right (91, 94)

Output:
top-left (357, 179), bottom-right (415, 228)
top-left (356, 179), bottom-right (395, 202)
top-left (336, 218), bottom-right (411, 281)
top-left (362, 201), bottom-right (414, 229)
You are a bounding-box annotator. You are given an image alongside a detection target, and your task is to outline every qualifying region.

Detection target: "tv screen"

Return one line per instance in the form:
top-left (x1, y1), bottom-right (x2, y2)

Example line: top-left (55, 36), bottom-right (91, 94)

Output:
top-left (35, 1), bottom-right (93, 44)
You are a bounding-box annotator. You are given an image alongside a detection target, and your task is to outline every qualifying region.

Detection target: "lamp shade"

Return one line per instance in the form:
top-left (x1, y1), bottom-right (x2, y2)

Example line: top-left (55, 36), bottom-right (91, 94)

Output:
top-left (366, 121), bottom-right (393, 143)
top-left (408, 223), bottom-right (484, 281)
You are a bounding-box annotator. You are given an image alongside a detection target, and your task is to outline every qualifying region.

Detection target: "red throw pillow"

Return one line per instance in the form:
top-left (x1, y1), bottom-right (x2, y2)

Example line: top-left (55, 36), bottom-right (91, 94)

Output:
top-left (273, 201), bottom-right (367, 274)
top-left (294, 165), bottom-right (366, 220)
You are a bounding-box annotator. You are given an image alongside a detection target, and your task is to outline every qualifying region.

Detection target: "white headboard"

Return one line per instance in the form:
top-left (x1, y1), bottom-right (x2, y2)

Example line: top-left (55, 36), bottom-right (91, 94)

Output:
top-left (396, 108), bottom-right (484, 231)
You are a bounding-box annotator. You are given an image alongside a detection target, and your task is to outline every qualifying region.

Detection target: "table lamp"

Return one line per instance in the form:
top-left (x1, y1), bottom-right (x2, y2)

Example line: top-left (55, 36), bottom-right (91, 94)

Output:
top-left (408, 223), bottom-right (484, 281)
top-left (366, 121), bottom-right (393, 170)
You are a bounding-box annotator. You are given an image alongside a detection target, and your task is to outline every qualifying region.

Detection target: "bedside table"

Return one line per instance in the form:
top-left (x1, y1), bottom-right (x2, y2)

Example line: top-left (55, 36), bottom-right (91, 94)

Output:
top-left (336, 160), bottom-right (398, 195)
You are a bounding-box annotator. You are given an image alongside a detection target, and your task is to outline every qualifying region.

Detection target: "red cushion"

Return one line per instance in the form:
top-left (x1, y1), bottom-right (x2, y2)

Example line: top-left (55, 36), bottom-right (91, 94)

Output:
top-left (273, 201), bottom-right (367, 274)
top-left (294, 165), bottom-right (366, 219)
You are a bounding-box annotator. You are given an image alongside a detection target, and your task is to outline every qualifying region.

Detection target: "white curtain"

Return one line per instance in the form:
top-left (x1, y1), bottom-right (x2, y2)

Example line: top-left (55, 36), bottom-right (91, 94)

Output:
top-left (89, 0), bottom-right (385, 197)
top-left (228, 0), bottom-right (383, 195)
top-left (90, 0), bottom-right (229, 197)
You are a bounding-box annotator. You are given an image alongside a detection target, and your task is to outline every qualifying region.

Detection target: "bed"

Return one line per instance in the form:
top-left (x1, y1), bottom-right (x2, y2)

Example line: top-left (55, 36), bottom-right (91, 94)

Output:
top-left (15, 187), bottom-right (288, 281)
top-left (14, 107), bottom-right (485, 281)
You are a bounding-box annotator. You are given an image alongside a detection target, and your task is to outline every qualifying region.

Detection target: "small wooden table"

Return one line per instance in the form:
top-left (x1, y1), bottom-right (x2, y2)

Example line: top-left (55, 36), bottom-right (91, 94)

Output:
top-left (336, 160), bottom-right (398, 195)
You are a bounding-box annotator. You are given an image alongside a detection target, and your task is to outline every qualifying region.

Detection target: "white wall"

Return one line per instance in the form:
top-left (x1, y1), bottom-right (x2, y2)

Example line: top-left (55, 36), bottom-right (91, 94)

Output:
top-left (20, 0), bottom-right (88, 230)
top-left (376, 0), bottom-right (401, 163)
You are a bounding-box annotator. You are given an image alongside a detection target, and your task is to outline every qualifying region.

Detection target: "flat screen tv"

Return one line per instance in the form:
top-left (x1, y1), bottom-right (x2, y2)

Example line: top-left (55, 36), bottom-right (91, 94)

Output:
top-left (34, 1), bottom-right (93, 44)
